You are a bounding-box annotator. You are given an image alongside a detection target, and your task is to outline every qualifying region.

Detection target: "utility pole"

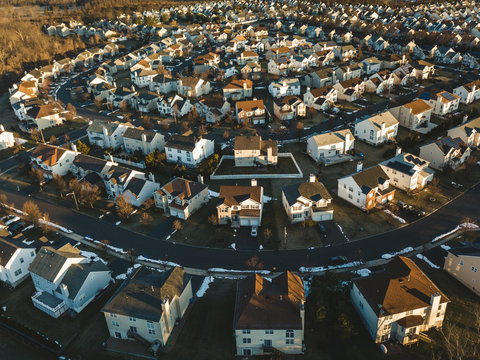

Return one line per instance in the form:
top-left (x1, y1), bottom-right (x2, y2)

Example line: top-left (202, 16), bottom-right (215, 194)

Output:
top-left (284, 226), bottom-right (287, 248)
top-left (66, 191), bottom-right (79, 210)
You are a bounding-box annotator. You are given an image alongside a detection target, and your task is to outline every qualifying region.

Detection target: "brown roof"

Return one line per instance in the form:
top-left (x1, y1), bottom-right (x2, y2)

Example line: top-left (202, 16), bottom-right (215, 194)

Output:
top-left (353, 256), bottom-right (450, 317)
top-left (403, 99), bottom-right (432, 115)
top-left (218, 185), bottom-right (262, 207)
top-left (241, 50), bottom-right (258, 57)
top-left (224, 79), bottom-right (252, 90)
top-left (351, 165), bottom-right (390, 192)
top-left (236, 99), bottom-right (264, 113)
top-left (31, 144), bottom-right (68, 167)
top-left (161, 177), bottom-right (207, 200)
top-left (27, 104), bottom-right (58, 119)
top-left (234, 272), bottom-right (305, 330)
top-left (234, 135), bottom-right (261, 150)
top-left (310, 86), bottom-right (334, 98)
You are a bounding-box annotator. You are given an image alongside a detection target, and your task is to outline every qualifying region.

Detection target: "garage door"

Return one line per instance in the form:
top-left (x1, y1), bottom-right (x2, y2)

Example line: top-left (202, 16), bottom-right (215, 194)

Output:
top-left (240, 218), bottom-right (250, 226)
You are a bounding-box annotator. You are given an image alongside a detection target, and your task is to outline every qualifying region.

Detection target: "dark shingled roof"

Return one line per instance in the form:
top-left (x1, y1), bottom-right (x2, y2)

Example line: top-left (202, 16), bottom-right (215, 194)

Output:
top-left (351, 165), bottom-right (390, 194)
top-left (59, 261), bottom-right (110, 300)
top-left (448, 243), bottom-right (480, 257)
top-left (282, 181), bottom-right (332, 206)
top-left (353, 256), bottom-right (449, 318)
top-left (125, 177), bottom-right (147, 198)
top-left (123, 127), bottom-right (158, 142)
top-left (73, 154), bottom-right (108, 173)
top-left (29, 244), bottom-right (83, 282)
top-left (234, 272), bottom-right (305, 330)
top-left (161, 177), bottom-right (207, 201)
top-left (102, 266), bottom-right (190, 322)
top-left (165, 135), bottom-right (197, 152)
top-left (0, 237), bottom-right (22, 267)
top-left (218, 186), bottom-right (262, 207)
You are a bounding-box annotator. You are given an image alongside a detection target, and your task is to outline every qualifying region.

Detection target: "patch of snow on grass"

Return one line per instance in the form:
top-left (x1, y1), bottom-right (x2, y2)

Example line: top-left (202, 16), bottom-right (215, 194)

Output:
top-left (137, 255), bottom-right (180, 267)
top-left (80, 250), bottom-right (108, 265)
top-left (208, 190), bottom-right (219, 199)
top-left (21, 225), bottom-right (34, 232)
top-left (416, 254), bottom-right (440, 269)
top-left (432, 223), bottom-right (479, 243)
top-left (22, 239), bottom-right (35, 245)
top-left (381, 247), bottom-right (413, 259)
top-left (208, 268), bottom-right (270, 275)
top-left (299, 261), bottom-right (362, 273)
top-left (229, 243), bottom-right (236, 250)
top-left (337, 224), bottom-right (349, 241)
top-left (440, 244), bottom-right (451, 251)
top-left (354, 268), bottom-right (371, 277)
top-left (196, 276), bottom-right (214, 298)
top-left (384, 209), bottom-right (406, 224)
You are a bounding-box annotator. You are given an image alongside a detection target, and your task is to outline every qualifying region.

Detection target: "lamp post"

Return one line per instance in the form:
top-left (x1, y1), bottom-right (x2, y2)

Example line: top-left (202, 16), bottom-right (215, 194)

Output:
top-left (66, 191), bottom-right (79, 210)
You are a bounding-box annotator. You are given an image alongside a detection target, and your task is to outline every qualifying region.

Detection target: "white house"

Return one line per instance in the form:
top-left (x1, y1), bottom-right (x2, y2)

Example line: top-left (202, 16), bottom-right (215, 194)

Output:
top-left (0, 238), bottom-right (36, 287)
top-left (30, 144), bottom-right (77, 178)
top-left (234, 272), bottom-right (305, 357)
top-left (306, 129), bottom-right (354, 162)
top-left (234, 135), bottom-right (278, 167)
top-left (223, 79), bottom-right (253, 101)
top-left (217, 180), bottom-right (263, 227)
top-left (122, 128), bottom-right (165, 155)
top-left (0, 125), bottom-right (16, 150)
top-left (165, 135), bottom-right (214, 167)
top-left (419, 136), bottom-right (472, 170)
top-left (354, 111), bottom-right (399, 146)
top-left (29, 244), bottom-right (111, 318)
top-left (380, 152), bottom-right (434, 191)
top-left (303, 86), bottom-right (337, 110)
top-left (444, 243), bottom-right (480, 297)
top-left (154, 177), bottom-right (208, 219)
top-left (423, 91), bottom-right (460, 116)
top-left (273, 96), bottom-right (306, 121)
top-left (337, 164), bottom-right (395, 211)
top-left (453, 80), bottom-right (480, 104)
top-left (282, 175), bottom-right (333, 223)
top-left (102, 266), bottom-right (192, 346)
top-left (25, 104), bottom-right (63, 131)
top-left (87, 120), bottom-right (131, 150)
top-left (268, 78), bottom-right (301, 98)
top-left (389, 99), bottom-right (433, 132)
top-left (447, 117), bottom-right (480, 148)
top-left (351, 256), bottom-right (449, 345)
top-left (235, 99), bottom-right (266, 125)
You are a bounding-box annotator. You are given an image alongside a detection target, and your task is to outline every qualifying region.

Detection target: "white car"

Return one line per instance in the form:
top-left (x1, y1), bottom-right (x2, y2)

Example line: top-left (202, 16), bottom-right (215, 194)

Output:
top-left (251, 226), bottom-right (258, 237)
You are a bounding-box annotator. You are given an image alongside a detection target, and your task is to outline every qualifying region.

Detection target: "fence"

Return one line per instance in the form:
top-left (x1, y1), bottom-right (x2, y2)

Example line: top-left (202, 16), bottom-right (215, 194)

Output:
top-left (104, 155), bottom-right (146, 169)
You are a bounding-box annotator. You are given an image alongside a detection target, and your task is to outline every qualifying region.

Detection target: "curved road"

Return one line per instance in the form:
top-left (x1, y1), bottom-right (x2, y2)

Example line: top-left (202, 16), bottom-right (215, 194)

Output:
top-left (1, 183), bottom-right (478, 271)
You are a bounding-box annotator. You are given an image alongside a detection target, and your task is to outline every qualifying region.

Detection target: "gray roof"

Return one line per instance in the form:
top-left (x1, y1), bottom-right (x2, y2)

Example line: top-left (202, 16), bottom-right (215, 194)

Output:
top-left (123, 127), bottom-right (158, 142)
top-left (73, 154), bottom-right (108, 173)
top-left (59, 261), bottom-right (110, 300)
top-left (102, 266), bottom-right (190, 322)
top-left (125, 177), bottom-right (148, 198)
top-left (282, 181), bottom-right (332, 206)
top-left (0, 237), bottom-right (22, 267)
top-left (29, 244), bottom-right (83, 282)
top-left (87, 120), bottom-right (122, 135)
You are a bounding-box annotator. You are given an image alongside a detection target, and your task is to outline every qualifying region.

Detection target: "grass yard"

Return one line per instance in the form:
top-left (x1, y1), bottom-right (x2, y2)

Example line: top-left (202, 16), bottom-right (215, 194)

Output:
top-left (213, 156), bottom-right (300, 176)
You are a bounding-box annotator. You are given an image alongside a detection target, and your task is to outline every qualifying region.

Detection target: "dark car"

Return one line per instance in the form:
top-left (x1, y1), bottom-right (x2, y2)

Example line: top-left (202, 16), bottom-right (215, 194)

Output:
top-left (318, 223), bottom-right (327, 237)
top-left (9, 221), bottom-right (25, 234)
top-left (329, 256), bottom-right (349, 266)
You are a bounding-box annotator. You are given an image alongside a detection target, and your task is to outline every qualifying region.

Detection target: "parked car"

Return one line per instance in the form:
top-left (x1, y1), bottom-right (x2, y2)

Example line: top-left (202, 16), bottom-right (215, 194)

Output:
top-left (251, 226), bottom-right (258, 237)
top-left (317, 223), bottom-right (327, 237)
top-left (9, 221), bottom-right (25, 234)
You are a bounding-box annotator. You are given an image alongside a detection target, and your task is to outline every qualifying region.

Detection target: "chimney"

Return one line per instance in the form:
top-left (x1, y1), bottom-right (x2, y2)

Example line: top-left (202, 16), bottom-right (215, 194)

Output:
top-left (61, 283), bottom-right (69, 297)
top-left (356, 161), bottom-right (363, 172)
top-left (109, 154), bottom-right (114, 163)
top-left (251, 178), bottom-right (257, 187)
top-left (149, 173), bottom-right (155, 182)
top-left (71, 143), bottom-right (78, 153)
top-left (381, 122), bottom-right (386, 133)
top-left (462, 115), bottom-right (468, 124)
top-left (103, 126), bottom-right (108, 137)
top-left (428, 292), bottom-right (442, 325)
top-left (309, 174), bottom-right (316, 183)
top-left (197, 174), bottom-right (204, 184)
top-left (306, 86), bottom-right (310, 93)
top-left (396, 147), bottom-right (402, 156)
top-left (141, 133), bottom-right (147, 144)
top-left (0, 124), bottom-right (4, 132)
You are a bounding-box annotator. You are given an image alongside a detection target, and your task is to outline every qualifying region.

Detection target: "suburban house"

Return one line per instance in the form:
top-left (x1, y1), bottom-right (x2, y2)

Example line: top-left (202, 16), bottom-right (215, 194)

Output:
top-left (102, 266), bottom-right (192, 347)
top-left (419, 136), bottom-right (472, 171)
top-left (223, 79), bottom-right (253, 100)
top-left (351, 256), bottom-right (449, 345)
top-left (273, 96), bottom-right (306, 121)
top-left (234, 272), bottom-right (305, 356)
top-left (268, 78), bottom-right (301, 98)
top-left (176, 77), bottom-right (211, 98)
top-left (354, 111), bottom-right (399, 146)
top-left (234, 135), bottom-right (278, 167)
top-left (380, 153), bottom-right (434, 191)
top-left (235, 99), bottom-right (266, 125)
top-left (447, 117), bottom-right (480, 148)
top-left (303, 86), bottom-right (337, 110)
top-left (29, 244), bottom-right (111, 318)
top-left (389, 99), bottom-right (433, 132)
top-left (338, 164), bottom-right (395, 211)
top-left (154, 177), bottom-right (208, 219)
top-left (165, 134), bottom-right (214, 167)
top-left (25, 104), bottom-right (63, 130)
top-left (217, 181), bottom-right (264, 227)
top-left (195, 97), bottom-right (231, 123)
top-left (444, 243), bottom-right (480, 296)
top-left (421, 91), bottom-right (460, 116)
top-left (306, 129), bottom-right (354, 162)
top-left (453, 79), bottom-right (480, 104)
top-left (30, 143), bottom-right (77, 178)
top-left (0, 238), bottom-right (36, 287)
top-left (333, 77), bottom-right (364, 102)
top-left (0, 125), bottom-right (16, 150)
top-left (87, 120), bottom-right (131, 150)
top-left (122, 128), bottom-right (165, 155)
top-left (281, 175), bottom-right (333, 223)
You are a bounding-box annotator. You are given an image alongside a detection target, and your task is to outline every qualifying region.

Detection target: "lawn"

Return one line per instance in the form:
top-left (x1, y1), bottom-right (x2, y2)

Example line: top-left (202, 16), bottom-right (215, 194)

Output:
top-left (213, 155), bottom-right (300, 176)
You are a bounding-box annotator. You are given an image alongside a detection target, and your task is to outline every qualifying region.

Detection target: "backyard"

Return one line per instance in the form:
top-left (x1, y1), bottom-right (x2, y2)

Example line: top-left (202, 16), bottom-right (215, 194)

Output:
top-left (213, 155), bottom-right (301, 176)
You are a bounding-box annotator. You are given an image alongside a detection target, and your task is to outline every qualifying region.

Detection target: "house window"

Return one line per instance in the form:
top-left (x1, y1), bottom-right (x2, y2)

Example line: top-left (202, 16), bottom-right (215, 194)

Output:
top-left (30, 251), bottom-right (35, 257)
top-left (129, 317), bottom-right (136, 322)
top-left (265, 330), bottom-right (274, 334)
top-left (243, 338), bottom-right (251, 344)
top-left (243, 349), bottom-right (251, 356)
top-left (242, 329), bottom-right (251, 334)
top-left (14, 269), bottom-right (22, 277)
top-left (286, 339), bottom-right (294, 345)
top-left (460, 260), bottom-right (464, 266)
top-left (111, 321), bottom-right (119, 327)
top-left (115, 332), bottom-right (122, 339)
top-left (19, 257), bottom-right (24, 263)
top-left (109, 313), bottom-right (117, 318)
top-left (472, 266), bottom-right (478, 273)
top-left (147, 321), bottom-right (155, 329)
top-left (148, 329), bottom-right (156, 335)
top-left (286, 330), bottom-right (294, 338)
top-left (130, 326), bottom-right (137, 333)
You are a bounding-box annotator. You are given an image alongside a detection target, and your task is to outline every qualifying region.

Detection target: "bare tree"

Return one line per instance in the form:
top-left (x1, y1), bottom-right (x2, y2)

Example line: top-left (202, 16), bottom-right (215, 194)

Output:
top-left (208, 213), bottom-right (218, 226)
top-left (263, 228), bottom-right (272, 240)
top-left (80, 184), bottom-right (101, 208)
top-left (172, 219), bottom-right (182, 231)
top-left (141, 198), bottom-right (155, 211)
top-left (40, 212), bottom-right (53, 234)
top-left (29, 168), bottom-right (44, 187)
top-left (22, 200), bottom-right (42, 227)
top-left (116, 195), bottom-right (133, 220)
top-left (52, 174), bottom-right (67, 197)
top-left (140, 212), bottom-right (153, 225)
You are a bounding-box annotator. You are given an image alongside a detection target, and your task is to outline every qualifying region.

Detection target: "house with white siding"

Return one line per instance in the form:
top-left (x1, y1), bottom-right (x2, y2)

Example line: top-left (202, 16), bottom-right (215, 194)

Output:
top-left (234, 271), bottom-right (305, 356)
top-left (354, 111), bottom-right (399, 146)
top-left (29, 244), bottom-right (111, 318)
top-left (268, 78), bottom-right (301, 98)
top-left (422, 91), bottom-right (460, 116)
top-left (30, 143), bottom-right (77, 178)
top-left (389, 99), bottom-right (433, 132)
top-left (380, 153), bottom-right (434, 191)
top-left (102, 266), bottom-right (192, 347)
top-left (234, 135), bottom-right (277, 167)
top-left (419, 136), bottom-right (472, 170)
top-left (447, 117), bottom-right (480, 148)
top-left (453, 79), bottom-right (480, 104)
top-left (0, 125), bottom-right (15, 150)
top-left (0, 238), bottom-right (36, 287)
top-left (223, 79), bottom-right (253, 101)
top-left (351, 256), bottom-right (449, 345)
top-left (87, 120), bottom-right (131, 150)
top-left (165, 134), bottom-right (214, 167)
top-left (122, 128), bottom-right (165, 155)
top-left (306, 129), bottom-right (354, 162)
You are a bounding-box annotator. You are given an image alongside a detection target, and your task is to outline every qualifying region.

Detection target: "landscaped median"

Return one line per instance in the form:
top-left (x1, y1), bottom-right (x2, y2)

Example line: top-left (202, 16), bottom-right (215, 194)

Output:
top-left (210, 153), bottom-right (303, 180)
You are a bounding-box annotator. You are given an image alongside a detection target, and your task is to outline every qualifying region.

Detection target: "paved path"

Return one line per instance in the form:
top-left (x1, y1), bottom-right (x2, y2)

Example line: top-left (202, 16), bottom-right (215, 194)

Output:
top-left (0, 183), bottom-right (478, 271)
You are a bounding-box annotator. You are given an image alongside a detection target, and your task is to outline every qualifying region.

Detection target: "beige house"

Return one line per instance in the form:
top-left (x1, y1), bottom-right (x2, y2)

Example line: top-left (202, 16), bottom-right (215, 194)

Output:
top-left (352, 256), bottom-right (449, 345)
top-left (154, 177), bottom-right (208, 219)
top-left (354, 111), bottom-right (399, 146)
top-left (0, 125), bottom-right (15, 150)
top-left (424, 91), bottom-right (460, 116)
top-left (419, 136), bottom-right (472, 170)
top-left (234, 135), bottom-right (277, 167)
top-left (306, 129), bottom-right (354, 162)
top-left (380, 153), bottom-right (434, 191)
top-left (217, 181), bottom-right (263, 227)
top-left (223, 79), bottom-right (253, 101)
top-left (389, 99), bottom-right (433, 132)
top-left (102, 266), bottom-right (192, 347)
top-left (234, 272), bottom-right (305, 356)
top-left (235, 99), bottom-right (266, 125)
top-left (122, 128), bottom-right (165, 155)
top-left (444, 244), bottom-right (480, 296)
top-left (282, 175), bottom-right (333, 223)
top-left (273, 95), bottom-right (306, 121)
top-left (447, 117), bottom-right (480, 148)
top-left (25, 104), bottom-right (63, 130)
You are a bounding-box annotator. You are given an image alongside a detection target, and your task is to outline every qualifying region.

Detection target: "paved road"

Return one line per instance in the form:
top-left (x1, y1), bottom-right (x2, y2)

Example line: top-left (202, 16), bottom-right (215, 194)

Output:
top-left (1, 184), bottom-right (478, 271)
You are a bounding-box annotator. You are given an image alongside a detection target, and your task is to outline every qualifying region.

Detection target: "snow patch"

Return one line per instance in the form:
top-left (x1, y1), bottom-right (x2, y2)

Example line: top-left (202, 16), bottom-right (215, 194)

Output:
top-left (337, 224), bottom-right (349, 241)
top-left (22, 239), bottom-right (35, 246)
top-left (196, 276), bottom-right (214, 298)
top-left (208, 190), bottom-right (219, 199)
top-left (303, 277), bottom-right (312, 298)
top-left (353, 268), bottom-right (371, 277)
top-left (229, 243), bottom-right (236, 250)
top-left (263, 195), bottom-right (275, 203)
top-left (259, 244), bottom-right (263, 250)
top-left (137, 255), bottom-right (180, 267)
top-left (80, 250), bottom-right (108, 265)
top-left (21, 225), bottom-right (34, 232)
top-left (208, 268), bottom-right (270, 275)
top-left (5, 216), bottom-right (20, 225)
top-left (416, 254), bottom-right (440, 269)
top-left (432, 223), bottom-right (478, 243)
top-left (93, 240), bottom-right (127, 254)
top-left (440, 244), bottom-right (451, 251)
top-left (381, 247), bottom-right (413, 259)
top-left (384, 209), bottom-right (406, 224)
top-left (299, 261), bottom-right (362, 273)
